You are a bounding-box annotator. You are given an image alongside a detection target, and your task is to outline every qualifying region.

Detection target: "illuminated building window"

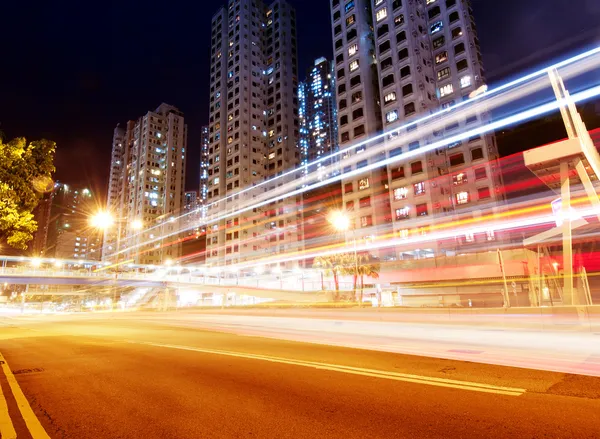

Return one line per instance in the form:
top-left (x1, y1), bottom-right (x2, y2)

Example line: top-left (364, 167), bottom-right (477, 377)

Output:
top-left (435, 51), bottom-right (448, 64)
top-left (376, 7), bottom-right (388, 22)
top-left (348, 43), bottom-right (358, 56)
top-left (384, 92), bottom-right (397, 104)
top-left (398, 228), bottom-right (409, 239)
top-left (350, 60), bottom-right (359, 72)
top-left (430, 21), bottom-right (443, 34)
top-left (456, 191), bottom-right (470, 205)
top-left (486, 230), bottom-right (495, 241)
top-left (396, 207), bottom-right (409, 220)
top-left (439, 83), bottom-right (454, 97)
top-left (386, 110), bottom-right (398, 123)
top-left (413, 182), bottom-right (426, 196)
top-left (345, 0), bottom-right (355, 13)
top-left (465, 232), bottom-right (475, 242)
top-left (452, 27), bottom-right (463, 39)
top-left (394, 187), bottom-right (408, 200)
top-left (358, 178), bottom-right (370, 191)
top-left (394, 15), bottom-right (404, 27)
top-left (452, 172), bottom-right (467, 185)
top-left (346, 14), bottom-right (356, 26)
top-left (460, 75), bottom-right (472, 88)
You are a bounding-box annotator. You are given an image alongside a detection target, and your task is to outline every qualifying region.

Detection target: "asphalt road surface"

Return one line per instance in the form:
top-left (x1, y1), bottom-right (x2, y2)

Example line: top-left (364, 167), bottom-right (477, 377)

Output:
top-left (1, 313), bottom-right (600, 438)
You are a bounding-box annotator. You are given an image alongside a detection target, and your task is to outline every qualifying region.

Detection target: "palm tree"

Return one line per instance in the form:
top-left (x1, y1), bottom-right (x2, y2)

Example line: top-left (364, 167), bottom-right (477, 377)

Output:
top-left (357, 257), bottom-right (381, 304)
top-left (314, 253), bottom-right (354, 301)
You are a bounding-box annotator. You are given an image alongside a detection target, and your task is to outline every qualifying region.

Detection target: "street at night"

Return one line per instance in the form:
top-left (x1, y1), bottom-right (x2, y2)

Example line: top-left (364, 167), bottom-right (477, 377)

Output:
top-left (1, 312), bottom-right (600, 438)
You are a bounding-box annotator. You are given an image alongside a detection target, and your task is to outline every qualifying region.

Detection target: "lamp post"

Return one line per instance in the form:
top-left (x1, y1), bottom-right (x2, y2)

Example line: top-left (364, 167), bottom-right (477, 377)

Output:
top-left (90, 211), bottom-right (144, 310)
top-left (329, 210), bottom-right (359, 302)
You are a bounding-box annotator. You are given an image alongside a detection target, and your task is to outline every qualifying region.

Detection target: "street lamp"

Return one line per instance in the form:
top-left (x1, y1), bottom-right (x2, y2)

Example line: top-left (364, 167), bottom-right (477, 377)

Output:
top-left (131, 219), bottom-right (144, 231)
top-left (89, 211), bottom-right (115, 230)
top-left (328, 210), bottom-right (359, 302)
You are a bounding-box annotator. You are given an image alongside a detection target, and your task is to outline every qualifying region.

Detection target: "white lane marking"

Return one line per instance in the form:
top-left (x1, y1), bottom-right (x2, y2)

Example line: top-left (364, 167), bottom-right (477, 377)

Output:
top-left (129, 341), bottom-right (526, 396)
top-left (0, 353), bottom-right (51, 439)
top-left (0, 359), bottom-right (17, 439)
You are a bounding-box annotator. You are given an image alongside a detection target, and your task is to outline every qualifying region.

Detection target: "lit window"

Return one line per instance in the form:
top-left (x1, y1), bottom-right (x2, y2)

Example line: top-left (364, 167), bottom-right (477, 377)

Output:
top-left (358, 178), bottom-right (370, 190)
top-left (398, 229), bottom-right (409, 239)
top-left (360, 215), bottom-right (373, 227)
top-left (396, 207), bottom-right (410, 220)
top-left (394, 187), bottom-right (408, 200)
top-left (486, 230), bottom-right (495, 241)
top-left (430, 21), bottom-right (443, 34)
top-left (426, 0), bottom-right (437, 4)
top-left (456, 191), bottom-right (470, 205)
top-left (345, 0), bottom-right (355, 13)
top-left (439, 83), bottom-right (454, 97)
top-left (376, 7), bottom-right (388, 22)
top-left (348, 44), bottom-right (358, 56)
top-left (435, 51), bottom-right (448, 64)
top-left (413, 182), bottom-right (426, 195)
top-left (375, 0), bottom-right (384, 5)
top-left (465, 232), bottom-right (475, 242)
top-left (384, 92), bottom-right (397, 104)
top-left (386, 110), bottom-right (398, 123)
top-left (349, 60), bottom-right (359, 72)
top-left (452, 172), bottom-right (467, 185)
top-left (460, 75), bottom-right (472, 88)
top-left (346, 15), bottom-right (356, 26)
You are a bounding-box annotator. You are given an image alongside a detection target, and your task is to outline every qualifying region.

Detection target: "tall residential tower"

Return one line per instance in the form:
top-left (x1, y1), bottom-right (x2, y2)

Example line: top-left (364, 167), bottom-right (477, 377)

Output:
top-left (330, 0), bottom-right (503, 260)
top-left (205, 0), bottom-right (301, 270)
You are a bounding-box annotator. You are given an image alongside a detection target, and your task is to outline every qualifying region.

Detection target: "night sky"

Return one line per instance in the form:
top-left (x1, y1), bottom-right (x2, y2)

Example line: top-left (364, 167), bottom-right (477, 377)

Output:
top-left (1, 0), bottom-right (599, 199)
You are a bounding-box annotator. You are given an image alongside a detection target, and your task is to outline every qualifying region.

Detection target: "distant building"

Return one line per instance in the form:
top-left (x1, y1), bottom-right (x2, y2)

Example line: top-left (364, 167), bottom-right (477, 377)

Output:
top-left (45, 183), bottom-right (102, 261)
top-left (104, 103), bottom-right (187, 265)
top-left (30, 191), bottom-right (53, 256)
top-left (299, 57), bottom-right (343, 253)
top-left (199, 125), bottom-right (210, 217)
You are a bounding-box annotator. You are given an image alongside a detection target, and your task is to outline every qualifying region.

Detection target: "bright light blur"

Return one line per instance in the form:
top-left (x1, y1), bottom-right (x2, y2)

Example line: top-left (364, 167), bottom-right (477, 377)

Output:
top-left (31, 258), bottom-right (42, 268)
top-left (328, 210), bottom-right (350, 232)
top-left (131, 219), bottom-right (143, 230)
top-left (90, 211), bottom-right (114, 230)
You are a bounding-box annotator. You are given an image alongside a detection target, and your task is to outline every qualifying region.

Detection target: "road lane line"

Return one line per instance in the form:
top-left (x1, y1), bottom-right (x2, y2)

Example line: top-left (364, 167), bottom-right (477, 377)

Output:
top-left (130, 341), bottom-right (525, 396)
top-left (0, 359), bottom-right (17, 439)
top-left (0, 353), bottom-right (51, 439)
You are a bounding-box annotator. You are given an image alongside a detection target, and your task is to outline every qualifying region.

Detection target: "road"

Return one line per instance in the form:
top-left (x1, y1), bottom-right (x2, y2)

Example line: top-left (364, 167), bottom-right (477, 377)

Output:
top-left (1, 313), bottom-right (600, 438)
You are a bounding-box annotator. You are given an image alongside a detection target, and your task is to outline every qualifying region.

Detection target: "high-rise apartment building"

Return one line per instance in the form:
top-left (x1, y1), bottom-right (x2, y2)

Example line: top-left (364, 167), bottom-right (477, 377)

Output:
top-left (330, 0), bottom-right (503, 260)
top-left (205, 0), bottom-right (301, 270)
top-left (199, 125), bottom-right (210, 217)
top-left (102, 124), bottom-right (126, 259)
top-left (299, 57), bottom-right (339, 176)
top-left (299, 57), bottom-right (343, 251)
top-left (45, 183), bottom-right (102, 261)
top-left (105, 103), bottom-right (187, 265)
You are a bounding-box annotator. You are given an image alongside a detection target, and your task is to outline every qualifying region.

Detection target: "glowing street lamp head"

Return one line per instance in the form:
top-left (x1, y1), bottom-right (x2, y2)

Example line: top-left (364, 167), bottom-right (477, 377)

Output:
top-left (31, 257), bottom-right (42, 268)
top-left (329, 210), bottom-right (350, 232)
top-left (164, 258), bottom-right (174, 267)
top-left (131, 219), bottom-right (143, 231)
top-left (90, 211), bottom-right (114, 230)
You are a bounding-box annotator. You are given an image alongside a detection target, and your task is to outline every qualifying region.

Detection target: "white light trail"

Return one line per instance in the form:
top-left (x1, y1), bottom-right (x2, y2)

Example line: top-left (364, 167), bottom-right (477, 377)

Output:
top-left (115, 83), bottom-right (600, 258)
top-left (116, 46), bottom-right (600, 253)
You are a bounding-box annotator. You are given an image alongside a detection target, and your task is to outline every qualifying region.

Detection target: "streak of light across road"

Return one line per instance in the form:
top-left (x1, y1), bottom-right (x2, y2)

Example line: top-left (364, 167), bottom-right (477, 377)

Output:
top-left (111, 46), bottom-right (600, 262)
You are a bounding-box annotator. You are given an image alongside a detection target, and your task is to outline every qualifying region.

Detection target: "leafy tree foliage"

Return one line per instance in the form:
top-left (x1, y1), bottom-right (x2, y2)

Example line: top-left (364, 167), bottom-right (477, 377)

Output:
top-left (0, 137), bottom-right (56, 250)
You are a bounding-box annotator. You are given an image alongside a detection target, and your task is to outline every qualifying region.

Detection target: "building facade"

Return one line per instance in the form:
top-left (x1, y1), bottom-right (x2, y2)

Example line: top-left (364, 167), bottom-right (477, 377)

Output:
top-left (45, 183), bottom-right (102, 261)
top-left (205, 0), bottom-right (302, 271)
top-left (105, 103), bottom-right (187, 265)
top-left (299, 57), bottom-right (343, 252)
top-left (102, 124), bottom-right (126, 259)
top-left (330, 0), bottom-right (503, 260)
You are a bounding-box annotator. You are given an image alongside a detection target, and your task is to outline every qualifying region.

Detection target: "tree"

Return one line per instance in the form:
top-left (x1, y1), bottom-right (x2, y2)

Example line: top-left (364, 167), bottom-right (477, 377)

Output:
top-left (357, 256), bottom-right (381, 305)
top-left (313, 253), bottom-right (353, 301)
top-left (0, 137), bottom-right (56, 250)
